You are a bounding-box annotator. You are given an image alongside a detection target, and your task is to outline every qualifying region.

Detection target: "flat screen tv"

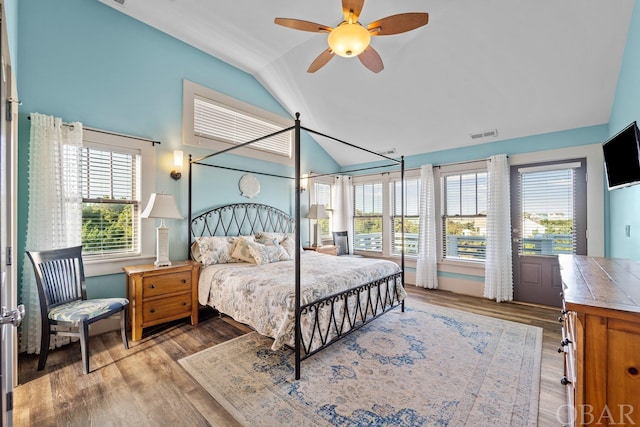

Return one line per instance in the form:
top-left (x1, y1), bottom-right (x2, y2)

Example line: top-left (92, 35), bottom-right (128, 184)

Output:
top-left (603, 121), bottom-right (640, 190)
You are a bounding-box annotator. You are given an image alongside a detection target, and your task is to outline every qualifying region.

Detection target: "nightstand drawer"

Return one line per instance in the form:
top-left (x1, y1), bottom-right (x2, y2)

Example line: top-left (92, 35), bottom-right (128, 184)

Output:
top-left (142, 271), bottom-right (191, 298)
top-left (143, 294), bottom-right (192, 324)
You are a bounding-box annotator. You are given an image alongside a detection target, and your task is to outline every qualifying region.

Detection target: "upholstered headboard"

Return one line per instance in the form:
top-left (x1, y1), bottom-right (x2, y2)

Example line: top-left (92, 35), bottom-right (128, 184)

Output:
top-left (190, 203), bottom-right (295, 240)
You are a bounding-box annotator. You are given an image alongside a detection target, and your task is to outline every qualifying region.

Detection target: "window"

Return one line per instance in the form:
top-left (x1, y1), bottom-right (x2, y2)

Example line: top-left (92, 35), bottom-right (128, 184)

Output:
top-left (81, 143), bottom-right (140, 258)
top-left (313, 180), bottom-right (333, 241)
top-left (514, 160), bottom-right (586, 256)
top-left (441, 170), bottom-right (488, 261)
top-left (391, 178), bottom-right (421, 256)
top-left (80, 129), bottom-right (155, 276)
top-left (183, 80), bottom-right (292, 165)
top-left (353, 181), bottom-right (383, 252)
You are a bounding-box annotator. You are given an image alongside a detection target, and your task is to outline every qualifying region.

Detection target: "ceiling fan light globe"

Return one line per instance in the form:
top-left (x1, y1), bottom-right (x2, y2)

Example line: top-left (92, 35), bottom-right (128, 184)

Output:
top-left (327, 23), bottom-right (371, 57)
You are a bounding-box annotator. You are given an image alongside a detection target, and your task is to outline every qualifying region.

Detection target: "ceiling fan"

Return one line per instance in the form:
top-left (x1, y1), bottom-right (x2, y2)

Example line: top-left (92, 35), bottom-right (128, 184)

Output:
top-left (274, 0), bottom-right (429, 73)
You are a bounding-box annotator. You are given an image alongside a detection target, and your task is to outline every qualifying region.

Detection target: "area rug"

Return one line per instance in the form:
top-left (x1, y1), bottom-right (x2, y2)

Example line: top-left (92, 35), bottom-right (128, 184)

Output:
top-left (179, 301), bottom-right (542, 426)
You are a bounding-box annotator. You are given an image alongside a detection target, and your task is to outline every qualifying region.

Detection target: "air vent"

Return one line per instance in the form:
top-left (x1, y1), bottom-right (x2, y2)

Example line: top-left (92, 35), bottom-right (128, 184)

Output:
top-left (377, 148), bottom-right (396, 155)
top-left (469, 129), bottom-right (498, 140)
top-left (113, 0), bottom-right (125, 5)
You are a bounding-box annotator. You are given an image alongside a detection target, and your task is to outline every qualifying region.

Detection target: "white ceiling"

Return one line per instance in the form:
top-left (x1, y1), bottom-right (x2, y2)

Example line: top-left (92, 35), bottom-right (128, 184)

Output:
top-left (99, 0), bottom-right (634, 166)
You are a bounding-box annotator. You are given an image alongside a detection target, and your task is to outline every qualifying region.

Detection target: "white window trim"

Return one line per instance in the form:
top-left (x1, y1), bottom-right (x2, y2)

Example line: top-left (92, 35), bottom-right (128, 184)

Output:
top-left (309, 175), bottom-right (334, 244)
top-left (352, 169), bottom-right (421, 258)
top-left (434, 160), bottom-right (488, 275)
top-left (182, 80), bottom-right (293, 165)
top-left (82, 128), bottom-right (156, 277)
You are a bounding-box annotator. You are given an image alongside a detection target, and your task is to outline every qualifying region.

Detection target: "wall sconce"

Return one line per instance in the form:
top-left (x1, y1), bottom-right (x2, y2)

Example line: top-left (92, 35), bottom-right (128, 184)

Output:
top-left (170, 150), bottom-right (183, 180)
top-left (300, 173), bottom-right (308, 192)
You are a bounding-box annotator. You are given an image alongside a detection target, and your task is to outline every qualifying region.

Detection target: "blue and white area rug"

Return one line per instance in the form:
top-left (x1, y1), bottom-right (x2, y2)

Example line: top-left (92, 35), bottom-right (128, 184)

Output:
top-left (179, 301), bottom-right (542, 426)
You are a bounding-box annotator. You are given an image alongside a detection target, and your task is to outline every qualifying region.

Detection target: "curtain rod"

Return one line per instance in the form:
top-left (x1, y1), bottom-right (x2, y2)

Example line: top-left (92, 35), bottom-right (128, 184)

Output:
top-left (26, 115), bottom-right (161, 146)
top-left (433, 157), bottom-right (494, 168)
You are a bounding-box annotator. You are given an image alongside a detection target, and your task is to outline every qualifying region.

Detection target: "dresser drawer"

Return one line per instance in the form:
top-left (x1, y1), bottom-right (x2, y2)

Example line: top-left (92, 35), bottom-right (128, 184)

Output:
top-left (143, 293), bottom-right (192, 324)
top-left (142, 271), bottom-right (191, 298)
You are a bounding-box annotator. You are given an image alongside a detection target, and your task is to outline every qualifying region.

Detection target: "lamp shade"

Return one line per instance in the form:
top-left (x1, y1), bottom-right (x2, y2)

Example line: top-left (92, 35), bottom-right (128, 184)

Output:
top-left (141, 193), bottom-right (183, 219)
top-left (306, 204), bottom-right (329, 220)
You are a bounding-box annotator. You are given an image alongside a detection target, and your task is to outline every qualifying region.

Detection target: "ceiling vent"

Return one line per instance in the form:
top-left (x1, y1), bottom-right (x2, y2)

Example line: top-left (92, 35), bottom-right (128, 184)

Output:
top-left (377, 148), bottom-right (396, 156)
top-left (469, 129), bottom-right (498, 140)
top-left (113, 0), bottom-right (125, 5)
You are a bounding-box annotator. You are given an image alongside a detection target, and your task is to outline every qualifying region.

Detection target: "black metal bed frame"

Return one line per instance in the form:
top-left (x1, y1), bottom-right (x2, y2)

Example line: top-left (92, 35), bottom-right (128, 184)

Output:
top-left (188, 113), bottom-right (405, 380)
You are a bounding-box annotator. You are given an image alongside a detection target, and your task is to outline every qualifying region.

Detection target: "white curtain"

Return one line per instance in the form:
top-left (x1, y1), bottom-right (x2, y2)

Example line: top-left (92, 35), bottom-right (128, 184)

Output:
top-left (416, 164), bottom-right (438, 289)
top-left (20, 113), bottom-right (83, 354)
top-left (484, 154), bottom-right (513, 302)
top-left (331, 176), bottom-right (354, 254)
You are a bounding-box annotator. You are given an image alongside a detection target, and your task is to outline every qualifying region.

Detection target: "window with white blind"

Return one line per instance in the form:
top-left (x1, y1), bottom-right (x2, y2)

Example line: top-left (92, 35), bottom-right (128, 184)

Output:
top-left (81, 143), bottom-right (141, 258)
top-left (79, 129), bottom-right (155, 274)
top-left (353, 181), bottom-right (383, 252)
top-left (183, 80), bottom-right (292, 165)
top-left (441, 170), bottom-right (488, 261)
top-left (514, 160), bottom-right (587, 256)
top-left (313, 180), bottom-right (333, 241)
top-left (391, 178), bottom-right (421, 256)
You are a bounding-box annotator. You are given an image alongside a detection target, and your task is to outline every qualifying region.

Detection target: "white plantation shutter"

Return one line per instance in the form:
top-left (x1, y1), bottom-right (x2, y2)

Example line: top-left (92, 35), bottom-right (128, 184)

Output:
top-left (353, 181), bottom-right (383, 252)
top-left (81, 143), bottom-right (141, 257)
top-left (194, 96), bottom-right (291, 157)
top-left (391, 178), bottom-right (421, 255)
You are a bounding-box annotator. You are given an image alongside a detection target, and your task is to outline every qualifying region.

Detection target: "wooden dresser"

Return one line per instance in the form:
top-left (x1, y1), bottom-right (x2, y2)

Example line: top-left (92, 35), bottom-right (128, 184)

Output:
top-left (558, 255), bottom-right (640, 426)
top-left (123, 261), bottom-right (200, 341)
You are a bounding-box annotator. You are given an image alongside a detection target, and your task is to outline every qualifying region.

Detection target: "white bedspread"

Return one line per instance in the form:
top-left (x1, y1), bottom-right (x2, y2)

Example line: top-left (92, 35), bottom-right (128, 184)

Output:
top-left (198, 251), bottom-right (405, 349)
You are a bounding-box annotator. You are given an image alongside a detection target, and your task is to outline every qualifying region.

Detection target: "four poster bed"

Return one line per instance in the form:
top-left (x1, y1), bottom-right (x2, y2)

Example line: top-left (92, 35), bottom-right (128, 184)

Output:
top-left (188, 113), bottom-right (406, 379)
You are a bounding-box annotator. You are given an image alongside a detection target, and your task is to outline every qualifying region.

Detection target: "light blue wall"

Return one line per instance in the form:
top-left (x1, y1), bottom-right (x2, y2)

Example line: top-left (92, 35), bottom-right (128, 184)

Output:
top-left (344, 124), bottom-right (608, 175)
top-left (607, 0), bottom-right (640, 261)
top-left (4, 0), bottom-right (17, 68)
top-left (16, 0), bottom-right (338, 298)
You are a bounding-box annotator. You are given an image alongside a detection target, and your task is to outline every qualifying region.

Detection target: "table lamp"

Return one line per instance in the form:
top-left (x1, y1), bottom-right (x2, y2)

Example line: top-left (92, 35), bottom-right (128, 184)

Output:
top-left (306, 204), bottom-right (329, 247)
top-left (141, 193), bottom-right (183, 266)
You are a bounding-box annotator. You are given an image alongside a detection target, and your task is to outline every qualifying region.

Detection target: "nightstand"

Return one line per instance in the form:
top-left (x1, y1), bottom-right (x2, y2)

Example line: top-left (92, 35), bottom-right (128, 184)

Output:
top-left (303, 245), bottom-right (338, 256)
top-left (123, 260), bottom-right (200, 341)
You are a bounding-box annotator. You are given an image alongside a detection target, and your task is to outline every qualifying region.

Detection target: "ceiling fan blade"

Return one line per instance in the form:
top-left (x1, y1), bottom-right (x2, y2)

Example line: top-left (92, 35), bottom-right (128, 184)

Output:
top-left (367, 13), bottom-right (429, 36)
top-left (274, 18), bottom-right (332, 33)
top-left (342, 0), bottom-right (365, 22)
top-left (358, 46), bottom-right (383, 73)
top-left (307, 49), bottom-right (335, 73)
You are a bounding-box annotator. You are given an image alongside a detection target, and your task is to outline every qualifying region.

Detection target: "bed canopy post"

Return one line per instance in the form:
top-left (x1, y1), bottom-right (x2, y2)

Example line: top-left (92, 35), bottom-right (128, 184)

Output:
top-left (188, 153), bottom-right (193, 260)
top-left (294, 112), bottom-right (302, 380)
top-left (401, 156), bottom-right (405, 312)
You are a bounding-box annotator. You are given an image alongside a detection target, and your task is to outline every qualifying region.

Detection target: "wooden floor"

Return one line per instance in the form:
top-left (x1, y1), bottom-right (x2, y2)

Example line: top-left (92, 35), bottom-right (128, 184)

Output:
top-left (13, 287), bottom-right (567, 426)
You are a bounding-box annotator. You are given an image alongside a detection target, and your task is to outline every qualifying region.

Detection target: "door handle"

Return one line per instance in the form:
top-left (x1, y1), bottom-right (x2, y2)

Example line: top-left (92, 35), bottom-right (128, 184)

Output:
top-left (1, 304), bottom-right (25, 327)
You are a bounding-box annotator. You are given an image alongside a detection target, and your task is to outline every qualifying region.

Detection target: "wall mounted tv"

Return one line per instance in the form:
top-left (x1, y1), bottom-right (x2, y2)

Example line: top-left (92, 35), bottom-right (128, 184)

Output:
top-left (603, 121), bottom-right (640, 190)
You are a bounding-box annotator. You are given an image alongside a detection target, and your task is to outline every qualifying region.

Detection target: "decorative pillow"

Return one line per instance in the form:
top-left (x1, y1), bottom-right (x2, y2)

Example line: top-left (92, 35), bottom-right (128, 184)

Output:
top-left (279, 236), bottom-right (296, 260)
top-left (247, 240), bottom-right (289, 265)
top-left (190, 241), bottom-right (202, 263)
top-left (231, 236), bottom-right (257, 263)
top-left (195, 236), bottom-right (238, 265)
top-left (256, 232), bottom-right (286, 243)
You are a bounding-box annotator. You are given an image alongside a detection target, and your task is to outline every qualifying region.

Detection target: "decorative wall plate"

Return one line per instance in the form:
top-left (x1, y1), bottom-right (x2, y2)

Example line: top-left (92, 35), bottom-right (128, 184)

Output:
top-left (239, 174), bottom-right (260, 198)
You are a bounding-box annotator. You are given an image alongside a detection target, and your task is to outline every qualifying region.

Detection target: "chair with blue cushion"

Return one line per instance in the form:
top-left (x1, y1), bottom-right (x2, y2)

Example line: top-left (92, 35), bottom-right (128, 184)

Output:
top-left (26, 246), bottom-right (129, 374)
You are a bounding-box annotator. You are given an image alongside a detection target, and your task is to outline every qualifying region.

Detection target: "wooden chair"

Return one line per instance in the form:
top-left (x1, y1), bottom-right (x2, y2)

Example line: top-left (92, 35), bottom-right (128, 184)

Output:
top-left (26, 246), bottom-right (129, 374)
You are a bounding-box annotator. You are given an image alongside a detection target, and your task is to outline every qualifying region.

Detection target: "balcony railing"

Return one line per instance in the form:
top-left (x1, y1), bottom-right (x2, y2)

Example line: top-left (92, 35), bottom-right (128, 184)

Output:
top-left (353, 232), bottom-right (573, 258)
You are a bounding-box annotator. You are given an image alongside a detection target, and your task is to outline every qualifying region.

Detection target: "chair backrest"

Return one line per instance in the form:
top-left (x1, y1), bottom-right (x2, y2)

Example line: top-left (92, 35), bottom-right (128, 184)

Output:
top-left (332, 231), bottom-right (349, 256)
top-left (26, 246), bottom-right (86, 314)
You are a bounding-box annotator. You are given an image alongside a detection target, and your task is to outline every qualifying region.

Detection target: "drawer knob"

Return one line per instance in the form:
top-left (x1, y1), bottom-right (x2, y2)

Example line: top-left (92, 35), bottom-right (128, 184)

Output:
top-left (150, 308), bottom-right (155, 314)
top-left (149, 284), bottom-right (156, 289)
top-left (181, 279), bottom-right (187, 284)
top-left (182, 302), bottom-right (187, 306)
top-left (629, 367), bottom-right (639, 376)
top-left (560, 376), bottom-right (572, 386)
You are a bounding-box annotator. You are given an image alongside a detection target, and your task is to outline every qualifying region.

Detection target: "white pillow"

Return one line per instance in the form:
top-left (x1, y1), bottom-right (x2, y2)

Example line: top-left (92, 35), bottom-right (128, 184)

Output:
top-left (196, 236), bottom-right (238, 265)
top-left (247, 240), bottom-right (289, 265)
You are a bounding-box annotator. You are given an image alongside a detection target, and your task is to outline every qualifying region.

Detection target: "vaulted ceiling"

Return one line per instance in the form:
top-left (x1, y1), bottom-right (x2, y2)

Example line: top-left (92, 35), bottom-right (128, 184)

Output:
top-left (99, 0), bottom-right (634, 165)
